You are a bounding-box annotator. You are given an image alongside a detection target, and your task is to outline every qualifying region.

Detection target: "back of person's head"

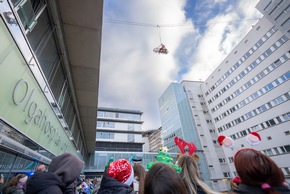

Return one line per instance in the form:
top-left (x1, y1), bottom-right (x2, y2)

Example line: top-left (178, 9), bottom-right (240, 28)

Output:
top-left (2, 174), bottom-right (27, 192)
top-left (48, 152), bottom-right (84, 187)
top-left (107, 158), bottom-right (134, 186)
top-left (234, 148), bottom-right (285, 194)
top-left (178, 154), bottom-right (218, 194)
top-left (133, 164), bottom-right (146, 194)
top-left (36, 164), bottom-right (46, 172)
top-left (144, 163), bottom-right (186, 194)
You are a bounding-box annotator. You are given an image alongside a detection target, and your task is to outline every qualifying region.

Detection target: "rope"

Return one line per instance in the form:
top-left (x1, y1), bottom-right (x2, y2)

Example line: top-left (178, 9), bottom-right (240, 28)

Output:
top-left (157, 25), bottom-right (162, 44)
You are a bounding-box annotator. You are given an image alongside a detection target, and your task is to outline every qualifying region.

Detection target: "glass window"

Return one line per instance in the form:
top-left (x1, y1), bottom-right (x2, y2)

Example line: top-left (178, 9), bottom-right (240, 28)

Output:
top-left (27, 8), bottom-right (51, 51)
top-left (37, 33), bottom-right (60, 79)
top-left (50, 63), bottom-right (66, 101)
top-left (17, 0), bottom-right (36, 30)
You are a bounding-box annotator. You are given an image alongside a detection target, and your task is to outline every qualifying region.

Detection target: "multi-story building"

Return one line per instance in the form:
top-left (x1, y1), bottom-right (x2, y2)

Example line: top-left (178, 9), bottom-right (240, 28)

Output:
top-left (96, 107), bottom-right (144, 152)
top-left (85, 107), bottom-right (144, 177)
top-left (159, 82), bottom-right (230, 191)
top-left (182, 81), bottom-right (231, 191)
top-left (142, 127), bottom-right (163, 152)
top-left (159, 0), bottom-right (290, 189)
top-left (0, 0), bottom-right (103, 180)
top-left (201, 9), bottom-right (290, 181)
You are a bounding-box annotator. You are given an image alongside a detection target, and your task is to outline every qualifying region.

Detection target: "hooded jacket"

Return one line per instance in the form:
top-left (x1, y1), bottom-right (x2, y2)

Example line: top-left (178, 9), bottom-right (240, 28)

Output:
top-left (26, 153), bottom-right (84, 194)
top-left (97, 175), bottom-right (136, 194)
top-left (229, 183), bottom-right (290, 194)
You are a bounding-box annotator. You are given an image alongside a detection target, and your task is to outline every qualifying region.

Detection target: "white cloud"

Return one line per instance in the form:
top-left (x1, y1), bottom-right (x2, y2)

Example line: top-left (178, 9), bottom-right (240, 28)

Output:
top-left (183, 0), bottom-right (262, 81)
top-left (100, 0), bottom-right (263, 129)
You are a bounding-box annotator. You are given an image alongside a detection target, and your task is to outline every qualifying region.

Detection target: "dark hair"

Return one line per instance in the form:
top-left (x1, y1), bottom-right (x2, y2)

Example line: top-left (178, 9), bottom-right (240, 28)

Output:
top-left (2, 174), bottom-right (26, 192)
top-left (234, 149), bottom-right (285, 194)
top-left (133, 164), bottom-right (146, 194)
top-left (144, 163), bottom-right (186, 194)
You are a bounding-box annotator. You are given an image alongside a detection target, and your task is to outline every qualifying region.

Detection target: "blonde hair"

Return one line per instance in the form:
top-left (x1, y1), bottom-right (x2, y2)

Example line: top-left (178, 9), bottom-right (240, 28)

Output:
top-left (178, 155), bottom-right (220, 194)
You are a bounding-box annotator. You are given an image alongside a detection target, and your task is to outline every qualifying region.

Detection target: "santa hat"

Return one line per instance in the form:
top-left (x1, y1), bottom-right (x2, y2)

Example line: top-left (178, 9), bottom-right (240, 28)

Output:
top-left (246, 132), bottom-right (261, 146)
top-left (248, 132), bottom-right (261, 140)
top-left (218, 135), bottom-right (226, 146)
top-left (108, 159), bottom-right (134, 186)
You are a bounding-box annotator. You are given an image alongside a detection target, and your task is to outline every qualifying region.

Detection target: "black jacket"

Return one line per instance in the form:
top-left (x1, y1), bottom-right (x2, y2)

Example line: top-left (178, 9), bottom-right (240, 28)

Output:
top-left (97, 176), bottom-right (136, 194)
top-left (25, 172), bottom-right (66, 194)
top-left (230, 183), bottom-right (290, 194)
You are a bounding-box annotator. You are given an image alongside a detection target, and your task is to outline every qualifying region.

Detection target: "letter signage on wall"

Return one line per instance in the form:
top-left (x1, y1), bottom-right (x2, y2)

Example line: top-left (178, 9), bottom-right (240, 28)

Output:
top-left (0, 17), bottom-right (76, 156)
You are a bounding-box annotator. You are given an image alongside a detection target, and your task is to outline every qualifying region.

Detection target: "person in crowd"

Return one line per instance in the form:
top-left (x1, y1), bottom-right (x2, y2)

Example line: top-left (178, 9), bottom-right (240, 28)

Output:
top-left (144, 163), bottom-right (187, 194)
top-left (0, 174), bottom-right (4, 184)
top-left (229, 148), bottom-right (290, 194)
top-left (35, 164), bottom-right (46, 173)
top-left (25, 152), bottom-right (84, 194)
top-left (177, 154), bottom-right (220, 194)
top-left (97, 159), bottom-right (136, 194)
top-left (92, 177), bottom-right (101, 194)
top-left (133, 164), bottom-right (145, 194)
top-left (2, 174), bottom-right (27, 194)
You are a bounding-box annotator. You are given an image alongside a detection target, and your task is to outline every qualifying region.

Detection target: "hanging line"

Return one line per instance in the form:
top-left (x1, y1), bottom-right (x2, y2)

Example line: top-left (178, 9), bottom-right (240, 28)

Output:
top-left (157, 25), bottom-right (162, 44)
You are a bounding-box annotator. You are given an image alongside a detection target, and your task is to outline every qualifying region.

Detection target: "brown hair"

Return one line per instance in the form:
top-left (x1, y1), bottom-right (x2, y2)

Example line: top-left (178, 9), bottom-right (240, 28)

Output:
top-left (2, 174), bottom-right (27, 192)
top-left (133, 164), bottom-right (146, 194)
top-left (234, 149), bottom-right (285, 194)
top-left (144, 163), bottom-right (186, 194)
top-left (178, 155), bottom-right (220, 194)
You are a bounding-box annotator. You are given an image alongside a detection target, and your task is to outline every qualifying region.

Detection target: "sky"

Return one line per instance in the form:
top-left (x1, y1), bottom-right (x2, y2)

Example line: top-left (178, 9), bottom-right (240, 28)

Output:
top-left (99, 0), bottom-right (263, 130)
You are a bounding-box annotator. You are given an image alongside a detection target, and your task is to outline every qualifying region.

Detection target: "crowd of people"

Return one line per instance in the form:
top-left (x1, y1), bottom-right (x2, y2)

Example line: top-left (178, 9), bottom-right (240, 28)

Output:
top-left (0, 149), bottom-right (289, 194)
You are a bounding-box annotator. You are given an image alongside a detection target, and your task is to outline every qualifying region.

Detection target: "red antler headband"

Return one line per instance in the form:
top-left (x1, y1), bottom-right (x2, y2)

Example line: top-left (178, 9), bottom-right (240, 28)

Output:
top-left (174, 137), bottom-right (197, 155)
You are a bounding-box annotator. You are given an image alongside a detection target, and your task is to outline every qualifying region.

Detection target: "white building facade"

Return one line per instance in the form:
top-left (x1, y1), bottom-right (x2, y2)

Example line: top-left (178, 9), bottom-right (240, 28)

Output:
top-left (201, 10), bottom-right (290, 181)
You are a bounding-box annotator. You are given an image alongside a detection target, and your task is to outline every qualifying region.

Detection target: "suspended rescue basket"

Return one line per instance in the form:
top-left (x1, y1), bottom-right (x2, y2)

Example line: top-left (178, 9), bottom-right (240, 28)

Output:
top-left (153, 25), bottom-right (169, 54)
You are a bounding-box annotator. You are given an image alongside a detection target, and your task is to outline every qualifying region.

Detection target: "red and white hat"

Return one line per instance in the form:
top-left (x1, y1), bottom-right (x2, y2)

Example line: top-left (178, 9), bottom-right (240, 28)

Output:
top-left (108, 159), bottom-right (134, 186)
top-left (246, 132), bottom-right (261, 146)
top-left (218, 135), bottom-right (235, 148)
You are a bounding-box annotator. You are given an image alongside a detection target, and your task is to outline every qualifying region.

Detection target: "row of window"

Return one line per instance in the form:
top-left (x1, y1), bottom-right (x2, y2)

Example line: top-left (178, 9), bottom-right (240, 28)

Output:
top-left (205, 26), bottom-right (278, 97)
top-left (96, 132), bottom-right (114, 139)
top-left (213, 51), bottom-right (290, 117)
top-left (228, 111), bottom-right (290, 142)
top-left (209, 35), bottom-right (289, 107)
top-left (97, 111), bottom-right (141, 121)
top-left (218, 91), bottom-right (290, 132)
top-left (261, 144), bottom-right (290, 157)
top-left (96, 121), bottom-right (140, 131)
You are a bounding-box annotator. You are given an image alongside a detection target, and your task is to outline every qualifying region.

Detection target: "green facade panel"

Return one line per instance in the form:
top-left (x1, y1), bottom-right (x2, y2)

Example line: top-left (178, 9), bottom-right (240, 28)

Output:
top-left (0, 18), bottom-right (77, 156)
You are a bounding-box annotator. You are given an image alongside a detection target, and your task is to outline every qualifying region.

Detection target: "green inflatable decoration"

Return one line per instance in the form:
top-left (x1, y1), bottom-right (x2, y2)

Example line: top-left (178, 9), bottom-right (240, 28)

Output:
top-left (147, 147), bottom-right (182, 173)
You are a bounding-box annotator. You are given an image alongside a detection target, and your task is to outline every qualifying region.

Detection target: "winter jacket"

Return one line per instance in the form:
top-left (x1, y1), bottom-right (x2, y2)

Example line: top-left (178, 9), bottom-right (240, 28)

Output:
top-left (97, 175), bottom-right (136, 194)
top-left (3, 186), bottom-right (24, 194)
top-left (26, 153), bottom-right (84, 194)
top-left (25, 172), bottom-right (65, 194)
top-left (229, 183), bottom-right (290, 194)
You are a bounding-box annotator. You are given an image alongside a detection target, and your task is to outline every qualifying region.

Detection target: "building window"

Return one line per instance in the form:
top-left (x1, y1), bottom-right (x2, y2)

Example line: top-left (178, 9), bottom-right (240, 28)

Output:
top-left (267, 136), bottom-right (272, 140)
top-left (223, 172), bottom-right (230, 177)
